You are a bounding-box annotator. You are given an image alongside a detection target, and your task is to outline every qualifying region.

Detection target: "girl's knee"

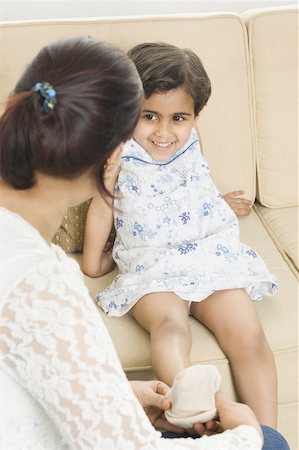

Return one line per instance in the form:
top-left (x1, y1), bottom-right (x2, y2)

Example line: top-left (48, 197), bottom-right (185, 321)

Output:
top-left (224, 322), bottom-right (269, 357)
top-left (152, 312), bottom-right (190, 337)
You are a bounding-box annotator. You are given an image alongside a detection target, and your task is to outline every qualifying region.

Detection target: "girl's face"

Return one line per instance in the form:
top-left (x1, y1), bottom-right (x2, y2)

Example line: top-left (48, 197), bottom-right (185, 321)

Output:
top-left (133, 87), bottom-right (197, 162)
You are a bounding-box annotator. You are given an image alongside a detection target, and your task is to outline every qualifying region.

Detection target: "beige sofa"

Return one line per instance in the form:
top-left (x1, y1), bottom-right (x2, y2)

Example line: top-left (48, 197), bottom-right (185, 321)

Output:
top-left (0, 6), bottom-right (298, 448)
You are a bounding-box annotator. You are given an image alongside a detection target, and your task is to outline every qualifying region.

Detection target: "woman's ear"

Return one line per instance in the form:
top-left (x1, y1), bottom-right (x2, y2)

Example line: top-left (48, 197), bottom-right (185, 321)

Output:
top-left (109, 143), bottom-right (123, 163)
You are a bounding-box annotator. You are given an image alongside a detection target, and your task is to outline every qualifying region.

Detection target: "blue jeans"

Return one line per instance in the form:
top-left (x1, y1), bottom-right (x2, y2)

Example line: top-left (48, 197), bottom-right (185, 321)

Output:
top-left (261, 425), bottom-right (290, 450)
top-left (162, 425), bottom-right (290, 450)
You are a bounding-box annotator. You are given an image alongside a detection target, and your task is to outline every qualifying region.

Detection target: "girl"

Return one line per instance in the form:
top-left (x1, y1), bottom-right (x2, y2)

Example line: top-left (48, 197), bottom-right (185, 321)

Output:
top-left (83, 42), bottom-right (279, 429)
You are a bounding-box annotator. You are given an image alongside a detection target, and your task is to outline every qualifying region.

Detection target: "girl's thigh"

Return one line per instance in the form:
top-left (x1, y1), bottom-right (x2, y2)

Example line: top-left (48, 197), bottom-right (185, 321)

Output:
top-left (190, 289), bottom-right (263, 340)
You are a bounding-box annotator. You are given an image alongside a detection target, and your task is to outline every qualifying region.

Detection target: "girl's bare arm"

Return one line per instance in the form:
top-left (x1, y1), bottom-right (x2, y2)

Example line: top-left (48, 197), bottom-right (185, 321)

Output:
top-left (82, 193), bottom-right (115, 277)
top-left (82, 146), bottom-right (122, 277)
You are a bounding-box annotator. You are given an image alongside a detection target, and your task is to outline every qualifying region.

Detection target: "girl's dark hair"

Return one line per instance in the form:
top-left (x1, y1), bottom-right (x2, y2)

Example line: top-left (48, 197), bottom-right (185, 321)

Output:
top-left (128, 42), bottom-right (211, 115)
top-left (0, 36), bottom-right (143, 191)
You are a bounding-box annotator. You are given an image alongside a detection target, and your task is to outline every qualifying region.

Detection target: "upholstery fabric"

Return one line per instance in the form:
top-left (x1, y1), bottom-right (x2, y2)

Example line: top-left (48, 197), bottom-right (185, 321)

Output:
top-left (255, 203), bottom-right (298, 275)
top-left (244, 7), bottom-right (298, 207)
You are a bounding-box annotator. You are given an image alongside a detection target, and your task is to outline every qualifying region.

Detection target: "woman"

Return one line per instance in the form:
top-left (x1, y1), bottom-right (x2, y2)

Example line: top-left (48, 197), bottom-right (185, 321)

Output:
top-left (0, 36), bottom-right (288, 449)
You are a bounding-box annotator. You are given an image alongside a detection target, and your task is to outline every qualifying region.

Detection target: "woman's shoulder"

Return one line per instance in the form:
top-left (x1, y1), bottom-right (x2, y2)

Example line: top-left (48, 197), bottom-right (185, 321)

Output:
top-left (0, 207), bottom-right (48, 248)
top-left (0, 207), bottom-right (56, 268)
top-left (0, 207), bottom-right (84, 300)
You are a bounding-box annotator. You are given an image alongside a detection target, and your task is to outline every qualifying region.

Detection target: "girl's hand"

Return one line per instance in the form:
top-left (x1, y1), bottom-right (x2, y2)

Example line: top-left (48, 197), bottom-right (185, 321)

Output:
top-left (223, 190), bottom-right (252, 216)
top-left (97, 240), bottom-right (115, 276)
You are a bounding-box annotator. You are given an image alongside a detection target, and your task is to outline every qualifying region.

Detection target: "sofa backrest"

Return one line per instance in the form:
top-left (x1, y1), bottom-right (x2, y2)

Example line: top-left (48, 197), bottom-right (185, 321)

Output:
top-left (0, 13), bottom-right (256, 200)
top-left (244, 6), bottom-right (298, 208)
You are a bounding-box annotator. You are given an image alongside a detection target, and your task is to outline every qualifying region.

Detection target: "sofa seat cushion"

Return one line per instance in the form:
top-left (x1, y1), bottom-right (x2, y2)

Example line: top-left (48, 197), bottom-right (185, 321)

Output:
top-left (255, 203), bottom-right (298, 276)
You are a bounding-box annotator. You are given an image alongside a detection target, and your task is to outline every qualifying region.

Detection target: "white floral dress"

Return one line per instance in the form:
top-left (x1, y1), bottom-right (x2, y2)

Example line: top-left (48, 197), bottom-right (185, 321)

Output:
top-left (97, 129), bottom-right (278, 317)
top-left (0, 207), bottom-right (262, 449)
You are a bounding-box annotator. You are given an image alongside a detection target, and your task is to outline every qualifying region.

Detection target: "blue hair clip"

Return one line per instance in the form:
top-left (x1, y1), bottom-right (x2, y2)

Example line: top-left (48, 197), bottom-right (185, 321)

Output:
top-left (33, 81), bottom-right (57, 112)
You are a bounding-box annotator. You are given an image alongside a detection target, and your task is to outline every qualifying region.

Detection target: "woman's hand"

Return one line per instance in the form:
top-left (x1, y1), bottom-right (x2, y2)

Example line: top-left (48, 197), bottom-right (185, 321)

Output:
top-left (130, 380), bottom-right (217, 435)
top-left (129, 382), bottom-right (263, 441)
top-left (192, 392), bottom-right (263, 438)
top-left (215, 392), bottom-right (263, 441)
top-left (223, 190), bottom-right (252, 216)
top-left (103, 145), bottom-right (122, 195)
top-left (129, 380), bottom-right (185, 433)
top-left (191, 419), bottom-right (219, 436)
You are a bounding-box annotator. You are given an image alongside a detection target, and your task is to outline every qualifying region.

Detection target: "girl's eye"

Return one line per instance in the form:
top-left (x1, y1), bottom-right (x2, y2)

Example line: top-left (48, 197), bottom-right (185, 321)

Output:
top-left (173, 115), bottom-right (184, 122)
top-left (144, 113), bottom-right (157, 121)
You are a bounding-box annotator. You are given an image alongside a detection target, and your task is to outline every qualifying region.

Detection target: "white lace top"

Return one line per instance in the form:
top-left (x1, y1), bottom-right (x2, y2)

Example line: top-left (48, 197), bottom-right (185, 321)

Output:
top-left (0, 207), bottom-right (262, 450)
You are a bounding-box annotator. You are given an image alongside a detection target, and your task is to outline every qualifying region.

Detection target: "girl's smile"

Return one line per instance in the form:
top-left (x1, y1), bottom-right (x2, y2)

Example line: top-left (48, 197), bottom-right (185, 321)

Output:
top-left (133, 87), bottom-right (197, 162)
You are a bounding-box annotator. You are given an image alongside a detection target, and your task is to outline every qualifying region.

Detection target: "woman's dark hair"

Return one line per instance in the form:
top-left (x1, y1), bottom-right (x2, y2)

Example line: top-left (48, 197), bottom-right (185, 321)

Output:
top-left (128, 42), bottom-right (211, 115)
top-left (0, 36), bottom-right (143, 191)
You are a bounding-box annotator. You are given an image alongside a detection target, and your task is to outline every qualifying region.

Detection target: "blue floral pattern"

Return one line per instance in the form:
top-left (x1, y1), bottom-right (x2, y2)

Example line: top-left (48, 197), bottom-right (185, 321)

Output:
top-left (178, 241), bottom-right (198, 255)
top-left (179, 212), bottom-right (191, 224)
top-left (97, 129), bottom-right (278, 316)
top-left (115, 217), bottom-right (123, 229)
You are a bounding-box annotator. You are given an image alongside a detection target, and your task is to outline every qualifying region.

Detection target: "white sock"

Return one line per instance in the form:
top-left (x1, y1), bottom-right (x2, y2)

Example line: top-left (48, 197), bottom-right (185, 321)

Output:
top-left (165, 365), bottom-right (221, 428)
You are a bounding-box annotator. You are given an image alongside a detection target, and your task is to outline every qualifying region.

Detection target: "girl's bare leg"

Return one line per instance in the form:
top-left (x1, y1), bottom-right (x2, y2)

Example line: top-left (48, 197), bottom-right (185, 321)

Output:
top-left (132, 292), bottom-right (191, 386)
top-left (191, 289), bottom-right (277, 428)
